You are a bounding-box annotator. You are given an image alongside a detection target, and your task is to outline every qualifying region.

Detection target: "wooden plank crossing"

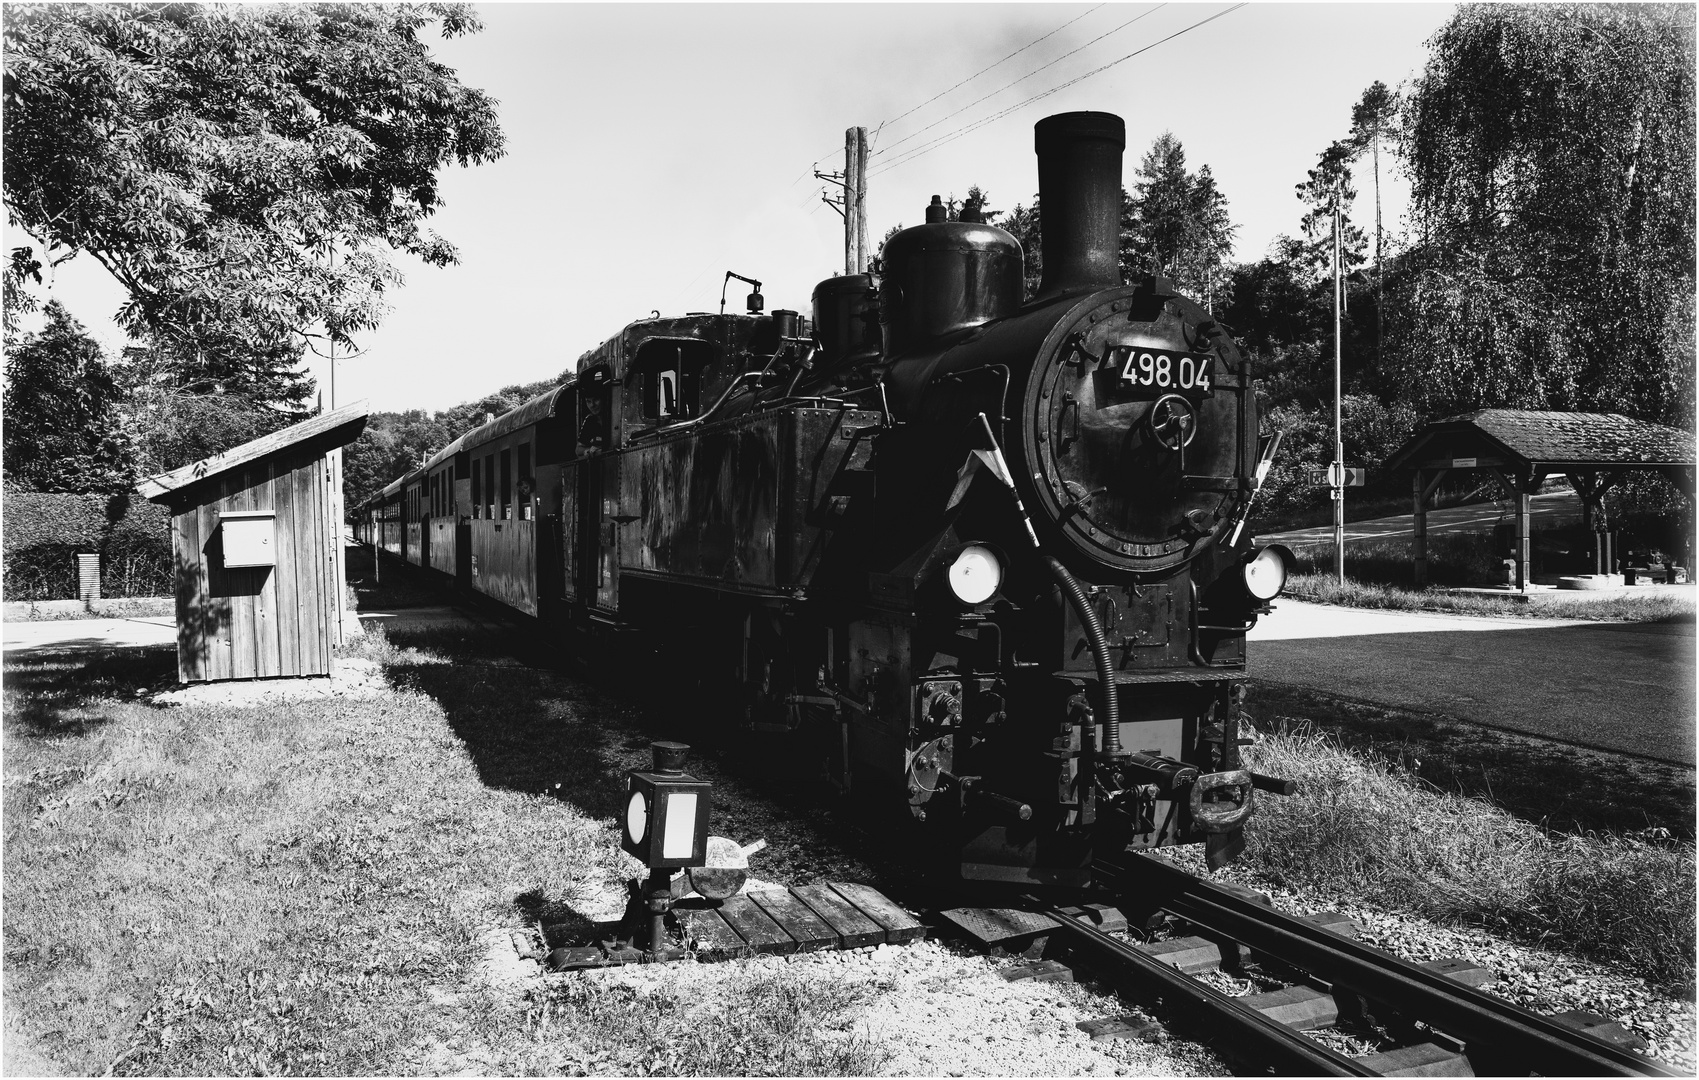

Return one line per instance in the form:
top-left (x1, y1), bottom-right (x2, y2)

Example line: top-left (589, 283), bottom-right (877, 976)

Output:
top-left (790, 884), bottom-right (885, 949)
top-left (829, 883), bottom-right (927, 944)
top-left (715, 895), bottom-right (796, 956)
top-left (748, 889), bottom-right (837, 952)
top-left (545, 882), bottom-right (926, 971)
top-left (692, 882), bottom-right (919, 959)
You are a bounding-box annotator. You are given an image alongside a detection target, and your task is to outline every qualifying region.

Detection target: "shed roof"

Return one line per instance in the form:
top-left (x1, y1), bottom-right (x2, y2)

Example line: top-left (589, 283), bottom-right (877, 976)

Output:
top-left (1383, 409), bottom-right (1695, 473)
top-left (140, 401), bottom-right (370, 502)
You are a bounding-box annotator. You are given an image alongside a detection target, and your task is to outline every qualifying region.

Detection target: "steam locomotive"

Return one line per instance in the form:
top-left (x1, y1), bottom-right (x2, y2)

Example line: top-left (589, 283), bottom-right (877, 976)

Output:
top-left (359, 111), bottom-right (1291, 887)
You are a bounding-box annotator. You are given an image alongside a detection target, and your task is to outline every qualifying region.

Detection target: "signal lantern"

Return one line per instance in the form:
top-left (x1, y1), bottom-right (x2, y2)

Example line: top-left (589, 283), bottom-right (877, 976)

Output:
top-left (621, 742), bottom-right (712, 869)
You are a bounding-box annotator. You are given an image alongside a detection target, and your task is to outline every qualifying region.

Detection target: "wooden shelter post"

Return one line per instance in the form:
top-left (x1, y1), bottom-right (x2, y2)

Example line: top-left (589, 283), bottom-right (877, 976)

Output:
top-left (1412, 469), bottom-right (1425, 588)
top-left (1412, 468), bottom-right (1448, 589)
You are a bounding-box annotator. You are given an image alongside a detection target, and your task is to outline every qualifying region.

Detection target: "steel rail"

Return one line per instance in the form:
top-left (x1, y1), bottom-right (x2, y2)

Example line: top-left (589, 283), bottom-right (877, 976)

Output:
top-left (1098, 855), bottom-right (1679, 1077)
top-left (1025, 895), bottom-right (1375, 1076)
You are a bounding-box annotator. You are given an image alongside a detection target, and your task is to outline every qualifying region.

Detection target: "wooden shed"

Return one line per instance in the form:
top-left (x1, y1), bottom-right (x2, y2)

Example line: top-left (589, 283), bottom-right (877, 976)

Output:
top-left (139, 402), bottom-right (369, 682)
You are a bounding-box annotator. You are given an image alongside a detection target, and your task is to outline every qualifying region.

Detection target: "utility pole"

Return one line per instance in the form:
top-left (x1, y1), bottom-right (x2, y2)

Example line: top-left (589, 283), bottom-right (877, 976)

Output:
top-left (817, 127), bottom-right (870, 276)
top-left (846, 126), bottom-right (869, 275)
top-left (1332, 188), bottom-right (1345, 586)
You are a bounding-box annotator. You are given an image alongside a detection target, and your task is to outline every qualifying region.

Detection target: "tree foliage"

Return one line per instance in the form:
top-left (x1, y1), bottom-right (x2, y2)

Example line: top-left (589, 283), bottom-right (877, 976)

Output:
top-left (342, 377), bottom-right (560, 509)
top-left (2, 3), bottom-right (506, 365)
top-left (3, 300), bottom-right (137, 493)
top-left (1391, 3), bottom-right (1695, 425)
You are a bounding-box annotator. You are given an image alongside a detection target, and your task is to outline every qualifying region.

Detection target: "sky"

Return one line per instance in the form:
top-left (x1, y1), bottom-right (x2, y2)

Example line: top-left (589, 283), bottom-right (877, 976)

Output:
top-left (14, 1), bottom-right (1458, 415)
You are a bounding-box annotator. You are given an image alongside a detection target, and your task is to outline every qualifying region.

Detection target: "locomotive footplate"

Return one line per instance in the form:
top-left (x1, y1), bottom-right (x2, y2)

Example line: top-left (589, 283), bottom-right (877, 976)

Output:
top-left (1055, 668), bottom-right (1247, 684)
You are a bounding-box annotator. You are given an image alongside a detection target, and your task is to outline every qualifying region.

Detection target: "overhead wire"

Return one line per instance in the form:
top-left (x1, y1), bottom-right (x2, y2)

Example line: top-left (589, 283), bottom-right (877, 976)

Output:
top-left (876, 4), bottom-right (1105, 134)
top-left (797, 4), bottom-right (1112, 179)
top-left (869, 3), bottom-right (1248, 179)
top-left (869, 3), bottom-right (1166, 161)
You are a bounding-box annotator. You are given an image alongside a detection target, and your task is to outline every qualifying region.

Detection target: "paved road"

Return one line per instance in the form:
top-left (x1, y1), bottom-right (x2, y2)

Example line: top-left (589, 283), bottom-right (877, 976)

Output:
top-left (1250, 600), bottom-right (1695, 766)
top-left (2, 615), bottom-right (176, 653)
top-left (1260, 490), bottom-right (1582, 548)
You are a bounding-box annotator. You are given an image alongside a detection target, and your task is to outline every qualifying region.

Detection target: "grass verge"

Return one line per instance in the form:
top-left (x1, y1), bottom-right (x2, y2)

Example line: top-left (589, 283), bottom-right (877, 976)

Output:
top-left (1239, 715), bottom-right (1696, 995)
top-left (2, 625), bottom-right (892, 1076)
top-left (1246, 682), bottom-right (1695, 840)
top-left (1284, 572), bottom-right (1696, 621)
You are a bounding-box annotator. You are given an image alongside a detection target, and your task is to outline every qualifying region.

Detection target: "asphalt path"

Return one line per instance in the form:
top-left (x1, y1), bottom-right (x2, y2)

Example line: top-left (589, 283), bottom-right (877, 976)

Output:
top-left (1259, 490), bottom-right (1582, 548)
top-left (0, 606), bottom-right (481, 654)
top-left (1250, 600), bottom-right (1696, 766)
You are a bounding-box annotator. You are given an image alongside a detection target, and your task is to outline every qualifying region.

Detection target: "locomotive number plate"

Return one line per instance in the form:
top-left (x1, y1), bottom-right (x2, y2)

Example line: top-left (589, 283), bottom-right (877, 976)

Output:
top-left (1109, 346), bottom-right (1214, 395)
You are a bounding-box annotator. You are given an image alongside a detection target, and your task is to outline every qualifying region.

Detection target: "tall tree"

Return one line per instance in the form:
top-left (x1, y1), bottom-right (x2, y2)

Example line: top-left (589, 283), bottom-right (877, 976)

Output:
top-left (1127, 134), bottom-right (1236, 307)
top-left (3, 300), bottom-right (136, 492)
top-left (1393, 3), bottom-right (1695, 424)
top-left (1347, 81), bottom-right (1399, 279)
top-left (1293, 140), bottom-right (1368, 281)
top-left (3, 3), bottom-right (505, 381)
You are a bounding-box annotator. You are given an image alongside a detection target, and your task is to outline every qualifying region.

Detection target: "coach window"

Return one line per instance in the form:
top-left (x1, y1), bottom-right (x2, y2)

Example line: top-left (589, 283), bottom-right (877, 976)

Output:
top-left (500, 448), bottom-right (513, 520)
top-left (448, 463), bottom-right (456, 515)
top-left (517, 443), bottom-right (533, 520)
top-left (471, 460), bottom-right (481, 518)
top-left (484, 455), bottom-right (496, 519)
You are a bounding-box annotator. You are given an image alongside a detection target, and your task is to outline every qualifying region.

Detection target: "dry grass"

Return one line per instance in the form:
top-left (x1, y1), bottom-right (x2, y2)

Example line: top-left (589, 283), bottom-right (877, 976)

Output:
top-left (1241, 723), bottom-right (1697, 993)
top-left (488, 966), bottom-right (893, 1076)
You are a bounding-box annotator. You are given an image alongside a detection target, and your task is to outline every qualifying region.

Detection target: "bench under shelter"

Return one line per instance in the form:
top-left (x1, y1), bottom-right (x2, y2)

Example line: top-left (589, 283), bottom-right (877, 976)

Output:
top-left (1381, 409), bottom-right (1695, 589)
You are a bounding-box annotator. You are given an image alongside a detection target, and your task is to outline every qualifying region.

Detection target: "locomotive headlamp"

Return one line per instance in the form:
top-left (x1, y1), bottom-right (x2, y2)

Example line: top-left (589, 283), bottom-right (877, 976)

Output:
top-left (620, 742), bottom-right (712, 869)
top-left (1243, 544), bottom-right (1295, 602)
top-left (946, 544), bottom-right (1003, 605)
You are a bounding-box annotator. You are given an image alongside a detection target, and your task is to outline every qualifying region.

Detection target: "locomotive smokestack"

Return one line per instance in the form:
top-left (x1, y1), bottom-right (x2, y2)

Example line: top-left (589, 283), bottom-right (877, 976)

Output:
top-left (1034, 111), bottom-right (1125, 302)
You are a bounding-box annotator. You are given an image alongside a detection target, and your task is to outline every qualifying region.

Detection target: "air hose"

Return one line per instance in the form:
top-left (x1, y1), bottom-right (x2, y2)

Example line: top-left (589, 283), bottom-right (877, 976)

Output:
top-left (1044, 555), bottom-right (1121, 755)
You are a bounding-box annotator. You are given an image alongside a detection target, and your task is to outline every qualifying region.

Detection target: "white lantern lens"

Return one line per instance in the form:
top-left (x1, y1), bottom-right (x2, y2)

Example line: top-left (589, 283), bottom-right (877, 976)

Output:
top-left (1244, 546), bottom-right (1289, 601)
top-left (625, 790), bottom-right (648, 844)
top-left (947, 545), bottom-right (1002, 605)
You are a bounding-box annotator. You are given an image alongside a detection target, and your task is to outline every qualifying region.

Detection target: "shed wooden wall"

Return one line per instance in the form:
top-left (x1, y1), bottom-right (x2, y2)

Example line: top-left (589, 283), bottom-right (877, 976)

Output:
top-left (169, 445), bottom-right (338, 682)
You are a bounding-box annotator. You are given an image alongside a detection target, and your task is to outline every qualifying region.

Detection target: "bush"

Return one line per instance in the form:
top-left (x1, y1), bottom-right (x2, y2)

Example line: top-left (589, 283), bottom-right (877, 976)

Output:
top-left (2, 489), bottom-right (172, 600)
top-left (1256, 396), bottom-right (1423, 525)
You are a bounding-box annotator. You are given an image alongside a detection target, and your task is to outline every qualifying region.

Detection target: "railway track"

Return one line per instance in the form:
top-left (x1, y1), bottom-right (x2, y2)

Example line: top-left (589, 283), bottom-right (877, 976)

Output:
top-left (1016, 854), bottom-right (1677, 1077)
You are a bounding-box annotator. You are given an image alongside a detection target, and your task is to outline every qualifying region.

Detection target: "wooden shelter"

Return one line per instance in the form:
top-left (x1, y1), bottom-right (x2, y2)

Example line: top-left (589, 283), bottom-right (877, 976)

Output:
top-left (140, 402), bottom-right (369, 682)
top-left (1382, 410), bottom-right (1695, 589)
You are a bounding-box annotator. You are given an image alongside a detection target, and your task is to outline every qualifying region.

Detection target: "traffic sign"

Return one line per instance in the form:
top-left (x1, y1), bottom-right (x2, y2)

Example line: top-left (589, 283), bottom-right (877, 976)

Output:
top-left (1309, 464), bottom-right (1367, 488)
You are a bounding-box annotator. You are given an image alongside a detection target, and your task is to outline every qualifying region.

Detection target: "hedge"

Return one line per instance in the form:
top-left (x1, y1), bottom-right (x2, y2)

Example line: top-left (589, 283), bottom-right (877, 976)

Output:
top-left (2, 489), bottom-right (173, 601)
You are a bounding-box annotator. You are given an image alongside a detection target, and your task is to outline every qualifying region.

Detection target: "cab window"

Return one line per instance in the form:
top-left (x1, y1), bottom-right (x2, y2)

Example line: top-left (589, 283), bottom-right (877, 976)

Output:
top-left (633, 340), bottom-right (711, 422)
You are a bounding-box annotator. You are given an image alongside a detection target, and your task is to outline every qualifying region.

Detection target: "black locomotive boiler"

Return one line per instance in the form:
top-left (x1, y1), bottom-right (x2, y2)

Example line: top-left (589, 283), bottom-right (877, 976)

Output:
top-left (359, 111), bottom-right (1292, 888)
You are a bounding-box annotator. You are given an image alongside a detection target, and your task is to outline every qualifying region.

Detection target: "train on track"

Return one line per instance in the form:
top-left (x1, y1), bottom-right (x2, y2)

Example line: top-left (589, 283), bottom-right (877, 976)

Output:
top-left (357, 111), bottom-right (1293, 888)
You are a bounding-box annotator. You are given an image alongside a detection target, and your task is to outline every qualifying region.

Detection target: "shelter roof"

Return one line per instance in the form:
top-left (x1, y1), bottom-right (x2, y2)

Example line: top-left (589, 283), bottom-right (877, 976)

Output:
top-left (140, 401), bottom-right (370, 503)
top-left (1383, 409), bottom-right (1695, 473)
